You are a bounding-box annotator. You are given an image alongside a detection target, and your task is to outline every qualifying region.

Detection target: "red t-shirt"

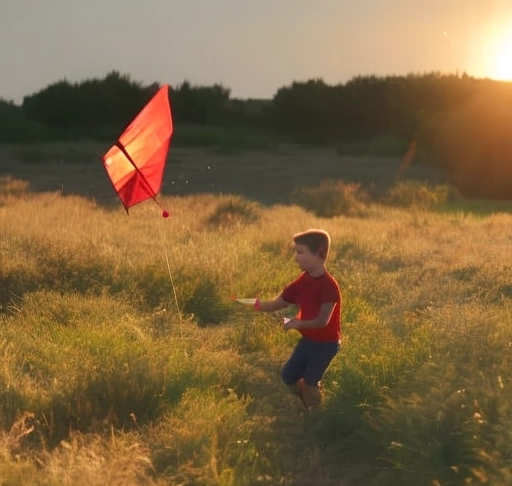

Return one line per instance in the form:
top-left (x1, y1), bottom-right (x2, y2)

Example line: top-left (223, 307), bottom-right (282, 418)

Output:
top-left (281, 271), bottom-right (341, 343)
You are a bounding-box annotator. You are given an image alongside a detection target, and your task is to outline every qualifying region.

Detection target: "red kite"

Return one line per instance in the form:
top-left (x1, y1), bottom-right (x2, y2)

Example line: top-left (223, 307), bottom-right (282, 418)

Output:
top-left (102, 85), bottom-right (173, 217)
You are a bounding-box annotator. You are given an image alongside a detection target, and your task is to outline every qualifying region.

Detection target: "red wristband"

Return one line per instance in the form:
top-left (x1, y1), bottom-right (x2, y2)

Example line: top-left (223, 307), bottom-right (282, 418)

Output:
top-left (254, 298), bottom-right (261, 311)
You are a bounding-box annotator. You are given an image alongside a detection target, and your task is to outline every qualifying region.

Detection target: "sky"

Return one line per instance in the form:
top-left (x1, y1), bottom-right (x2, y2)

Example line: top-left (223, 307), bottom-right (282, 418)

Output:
top-left (1, 0), bottom-right (512, 105)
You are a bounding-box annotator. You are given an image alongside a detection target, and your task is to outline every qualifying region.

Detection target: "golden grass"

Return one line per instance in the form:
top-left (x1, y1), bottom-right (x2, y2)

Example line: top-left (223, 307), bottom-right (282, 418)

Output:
top-left (2, 186), bottom-right (512, 485)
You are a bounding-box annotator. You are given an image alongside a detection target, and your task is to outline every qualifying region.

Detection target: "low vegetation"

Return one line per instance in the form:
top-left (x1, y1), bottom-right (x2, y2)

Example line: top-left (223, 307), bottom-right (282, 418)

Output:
top-left (2, 176), bottom-right (512, 485)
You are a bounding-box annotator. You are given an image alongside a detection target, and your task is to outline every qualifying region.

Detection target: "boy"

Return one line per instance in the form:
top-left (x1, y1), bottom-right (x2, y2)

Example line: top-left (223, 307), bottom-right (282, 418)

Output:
top-left (255, 229), bottom-right (341, 408)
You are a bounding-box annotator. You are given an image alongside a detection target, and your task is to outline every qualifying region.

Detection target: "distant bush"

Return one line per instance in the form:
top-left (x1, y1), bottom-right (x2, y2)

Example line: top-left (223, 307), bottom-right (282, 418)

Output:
top-left (382, 181), bottom-right (455, 209)
top-left (290, 180), bottom-right (368, 217)
top-left (0, 176), bottom-right (29, 198)
top-left (206, 196), bottom-right (261, 228)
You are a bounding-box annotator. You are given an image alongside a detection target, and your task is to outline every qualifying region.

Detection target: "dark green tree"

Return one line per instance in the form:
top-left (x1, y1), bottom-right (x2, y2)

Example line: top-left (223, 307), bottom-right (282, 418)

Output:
top-left (21, 71), bottom-right (155, 131)
top-left (0, 98), bottom-right (48, 142)
top-left (170, 81), bottom-right (231, 124)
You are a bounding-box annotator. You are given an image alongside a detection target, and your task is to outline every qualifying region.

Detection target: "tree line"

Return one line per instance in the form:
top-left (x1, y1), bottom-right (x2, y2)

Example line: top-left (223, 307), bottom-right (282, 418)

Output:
top-left (1, 70), bottom-right (512, 198)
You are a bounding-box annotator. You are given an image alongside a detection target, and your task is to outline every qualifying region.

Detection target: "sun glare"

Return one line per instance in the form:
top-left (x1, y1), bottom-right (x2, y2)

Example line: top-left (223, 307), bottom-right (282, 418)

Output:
top-left (494, 44), bottom-right (512, 80)
top-left (491, 31), bottom-right (512, 81)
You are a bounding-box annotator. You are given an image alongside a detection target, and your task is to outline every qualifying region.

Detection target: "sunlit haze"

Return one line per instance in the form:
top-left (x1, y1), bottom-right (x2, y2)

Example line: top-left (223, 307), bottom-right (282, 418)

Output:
top-left (493, 31), bottom-right (512, 80)
top-left (1, 0), bottom-right (511, 104)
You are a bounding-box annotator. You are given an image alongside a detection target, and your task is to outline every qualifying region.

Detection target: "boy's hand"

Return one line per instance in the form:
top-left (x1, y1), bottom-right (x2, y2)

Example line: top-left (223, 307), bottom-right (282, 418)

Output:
top-left (283, 317), bottom-right (295, 330)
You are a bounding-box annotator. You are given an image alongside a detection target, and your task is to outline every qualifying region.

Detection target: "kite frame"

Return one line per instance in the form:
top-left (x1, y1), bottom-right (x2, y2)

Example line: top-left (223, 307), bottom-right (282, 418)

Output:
top-left (113, 140), bottom-right (161, 213)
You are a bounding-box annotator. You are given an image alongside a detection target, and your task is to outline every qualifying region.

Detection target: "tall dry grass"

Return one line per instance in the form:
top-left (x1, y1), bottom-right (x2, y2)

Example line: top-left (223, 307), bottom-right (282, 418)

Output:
top-left (1, 182), bottom-right (512, 485)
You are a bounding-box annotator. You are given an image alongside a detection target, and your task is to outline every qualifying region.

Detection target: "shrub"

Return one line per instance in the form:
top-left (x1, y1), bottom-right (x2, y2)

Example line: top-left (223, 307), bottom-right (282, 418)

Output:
top-left (0, 177), bottom-right (30, 207)
top-left (290, 180), bottom-right (368, 217)
top-left (206, 196), bottom-right (261, 228)
top-left (382, 181), bottom-right (454, 209)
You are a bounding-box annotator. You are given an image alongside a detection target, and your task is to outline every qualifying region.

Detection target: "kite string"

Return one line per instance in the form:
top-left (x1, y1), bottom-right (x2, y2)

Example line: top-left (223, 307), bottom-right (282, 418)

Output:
top-left (158, 217), bottom-right (183, 338)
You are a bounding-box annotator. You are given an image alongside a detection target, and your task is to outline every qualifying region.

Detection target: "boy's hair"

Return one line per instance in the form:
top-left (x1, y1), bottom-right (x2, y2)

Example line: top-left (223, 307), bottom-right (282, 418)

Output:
top-left (293, 229), bottom-right (331, 260)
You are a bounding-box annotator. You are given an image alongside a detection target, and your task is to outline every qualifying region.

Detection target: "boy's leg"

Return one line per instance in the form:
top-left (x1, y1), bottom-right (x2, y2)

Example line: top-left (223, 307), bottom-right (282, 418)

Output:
top-left (301, 341), bottom-right (339, 408)
top-left (282, 339), bottom-right (338, 408)
top-left (301, 381), bottom-right (323, 408)
top-left (281, 340), bottom-right (308, 397)
top-left (288, 379), bottom-right (321, 408)
top-left (287, 377), bottom-right (306, 398)
top-left (287, 378), bottom-right (320, 408)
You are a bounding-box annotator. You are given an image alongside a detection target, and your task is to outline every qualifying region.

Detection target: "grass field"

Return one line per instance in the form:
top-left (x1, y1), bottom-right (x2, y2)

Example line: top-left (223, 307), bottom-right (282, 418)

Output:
top-left (1, 143), bottom-right (512, 485)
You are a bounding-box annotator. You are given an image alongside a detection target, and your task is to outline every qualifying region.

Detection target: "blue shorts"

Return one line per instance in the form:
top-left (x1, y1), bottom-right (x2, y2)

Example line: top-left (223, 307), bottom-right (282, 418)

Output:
top-left (281, 337), bottom-right (339, 388)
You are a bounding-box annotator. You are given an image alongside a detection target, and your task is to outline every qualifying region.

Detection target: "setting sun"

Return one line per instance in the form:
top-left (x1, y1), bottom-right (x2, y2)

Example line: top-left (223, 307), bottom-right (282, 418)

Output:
top-left (490, 29), bottom-right (512, 81)
top-left (494, 43), bottom-right (512, 80)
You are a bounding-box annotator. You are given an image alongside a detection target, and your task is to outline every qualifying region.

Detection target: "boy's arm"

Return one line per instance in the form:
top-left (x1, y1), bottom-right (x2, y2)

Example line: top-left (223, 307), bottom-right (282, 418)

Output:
top-left (256, 295), bottom-right (289, 312)
top-left (284, 302), bottom-right (336, 330)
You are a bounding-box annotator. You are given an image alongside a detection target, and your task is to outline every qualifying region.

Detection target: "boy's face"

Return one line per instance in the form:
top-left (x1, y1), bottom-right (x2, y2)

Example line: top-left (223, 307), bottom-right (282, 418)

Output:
top-left (294, 243), bottom-right (324, 273)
